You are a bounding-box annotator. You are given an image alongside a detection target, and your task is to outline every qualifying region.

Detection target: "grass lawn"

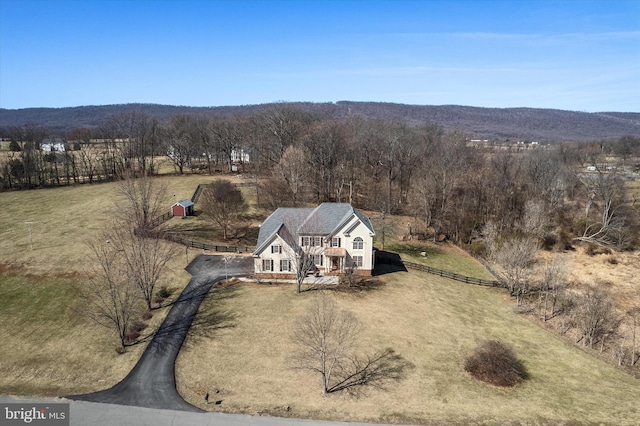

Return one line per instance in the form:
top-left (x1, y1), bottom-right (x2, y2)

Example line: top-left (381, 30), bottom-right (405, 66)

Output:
top-left (385, 240), bottom-right (495, 281)
top-left (2, 176), bottom-right (639, 425)
top-left (0, 175), bottom-right (212, 395)
top-left (0, 272), bottom-right (152, 396)
top-left (0, 174), bottom-right (214, 275)
top-left (176, 273), bottom-right (639, 425)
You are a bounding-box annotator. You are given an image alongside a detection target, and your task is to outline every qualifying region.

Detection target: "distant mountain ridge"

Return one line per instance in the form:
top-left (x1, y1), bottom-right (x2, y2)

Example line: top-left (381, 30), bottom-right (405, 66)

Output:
top-left (1, 101), bottom-right (639, 142)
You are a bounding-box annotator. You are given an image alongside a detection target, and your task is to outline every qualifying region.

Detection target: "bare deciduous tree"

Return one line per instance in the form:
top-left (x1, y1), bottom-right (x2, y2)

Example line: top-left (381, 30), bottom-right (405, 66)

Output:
top-left (535, 255), bottom-right (568, 321)
top-left (200, 180), bottom-right (247, 240)
top-left (570, 285), bottom-right (621, 350)
top-left (488, 235), bottom-right (538, 303)
top-left (164, 114), bottom-right (199, 175)
top-left (109, 225), bottom-right (179, 310)
top-left (79, 237), bottom-right (143, 351)
top-left (630, 307), bottom-right (640, 367)
top-left (292, 294), bottom-right (410, 394)
top-left (277, 145), bottom-right (309, 206)
top-left (117, 173), bottom-right (168, 235)
top-left (574, 170), bottom-right (629, 249)
top-left (522, 199), bottom-right (549, 240)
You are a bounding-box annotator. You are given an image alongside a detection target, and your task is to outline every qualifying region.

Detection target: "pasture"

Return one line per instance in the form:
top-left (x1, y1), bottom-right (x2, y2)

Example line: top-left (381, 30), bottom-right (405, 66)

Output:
top-left (0, 175), bottom-right (211, 395)
top-left (0, 176), bottom-right (638, 425)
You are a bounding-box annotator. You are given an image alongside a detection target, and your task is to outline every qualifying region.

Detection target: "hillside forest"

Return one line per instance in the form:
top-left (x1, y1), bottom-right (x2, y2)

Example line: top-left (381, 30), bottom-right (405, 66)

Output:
top-left (2, 106), bottom-right (640, 372)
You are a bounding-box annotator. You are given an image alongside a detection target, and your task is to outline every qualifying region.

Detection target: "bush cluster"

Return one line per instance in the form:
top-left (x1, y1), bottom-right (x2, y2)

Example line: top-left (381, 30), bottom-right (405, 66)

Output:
top-left (464, 340), bottom-right (527, 387)
top-left (124, 320), bottom-right (147, 344)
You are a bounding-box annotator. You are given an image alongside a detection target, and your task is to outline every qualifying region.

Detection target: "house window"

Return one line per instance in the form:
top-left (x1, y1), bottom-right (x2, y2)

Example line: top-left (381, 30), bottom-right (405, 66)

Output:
top-left (301, 236), bottom-right (323, 247)
top-left (352, 237), bottom-right (363, 250)
top-left (280, 259), bottom-right (291, 272)
top-left (312, 254), bottom-right (323, 266)
top-left (271, 244), bottom-right (281, 254)
top-left (352, 256), bottom-right (363, 268)
top-left (262, 259), bottom-right (274, 272)
top-left (331, 237), bottom-right (341, 247)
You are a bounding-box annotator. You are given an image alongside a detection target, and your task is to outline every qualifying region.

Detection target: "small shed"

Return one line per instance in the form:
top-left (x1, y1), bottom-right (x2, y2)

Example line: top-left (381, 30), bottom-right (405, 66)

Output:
top-left (171, 199), bottom-right (194, 217)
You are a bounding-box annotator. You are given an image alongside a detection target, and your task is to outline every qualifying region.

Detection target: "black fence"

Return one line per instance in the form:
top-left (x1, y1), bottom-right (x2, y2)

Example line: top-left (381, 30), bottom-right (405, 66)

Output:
top-left (148, 212), bottom-right (173, 229)
top-left (162, 233), bottom-right (254, 253)
top-left (402, 261), bottom-right (502, 287)
top-left (191, 184), bottom-right (206, 203)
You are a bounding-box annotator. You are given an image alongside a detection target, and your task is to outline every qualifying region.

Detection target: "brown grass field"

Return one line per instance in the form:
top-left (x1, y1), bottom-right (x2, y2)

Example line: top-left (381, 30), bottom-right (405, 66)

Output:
top-left (0, 174), bottom-right (216, 395)
top-left (1, 175), bottom-right (639, 425)
top-left (176, 274), bottom-right (640, 425)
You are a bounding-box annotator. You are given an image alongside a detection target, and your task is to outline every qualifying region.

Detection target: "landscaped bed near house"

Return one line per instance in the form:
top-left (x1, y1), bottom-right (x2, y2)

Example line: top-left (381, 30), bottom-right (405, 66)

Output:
top-left (176, 272), bottom-right (640, 425)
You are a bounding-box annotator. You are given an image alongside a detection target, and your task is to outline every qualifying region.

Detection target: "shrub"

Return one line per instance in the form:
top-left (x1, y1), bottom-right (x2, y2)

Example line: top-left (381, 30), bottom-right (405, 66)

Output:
top-left (124, 329), bottom-right (140, 344)
top-left (586, 244), bottom-right (611, 256)
top-left (541, 234), bottom-right (557, 251)
top-left (464, 340), bottom-right (527, 387)
top-left (124, 320), bottom-right (147, 344)
top-left (131, 320), bottom-right (147, 333)
top-left (141, 311), bottom-right (153, 321)
top-left (157, 286), bottom-right (171, 299)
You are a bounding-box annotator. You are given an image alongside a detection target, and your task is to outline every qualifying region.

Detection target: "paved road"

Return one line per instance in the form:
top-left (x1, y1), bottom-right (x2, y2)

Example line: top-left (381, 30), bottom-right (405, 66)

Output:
top-left (67, 254), bottom-right (254, 412)
top-left (1, 395), bottom-right (415, 426)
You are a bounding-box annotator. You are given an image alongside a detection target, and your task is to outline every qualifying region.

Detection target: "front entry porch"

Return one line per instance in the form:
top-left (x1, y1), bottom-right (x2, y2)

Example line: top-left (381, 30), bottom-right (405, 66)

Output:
top-left (324, 248), bottom-right (347, 274)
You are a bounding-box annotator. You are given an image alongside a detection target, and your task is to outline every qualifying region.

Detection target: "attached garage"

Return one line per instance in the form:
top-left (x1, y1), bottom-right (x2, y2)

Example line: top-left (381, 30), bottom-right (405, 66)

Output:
top-left (171, 199), bottom-right (194, 217)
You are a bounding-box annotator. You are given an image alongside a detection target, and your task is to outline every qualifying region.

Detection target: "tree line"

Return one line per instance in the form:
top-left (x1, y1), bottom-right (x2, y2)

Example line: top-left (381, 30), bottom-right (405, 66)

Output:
top-left (14, 104), bottom-right (635, 373)
top-left (3, 107), bottom-right (640, 251)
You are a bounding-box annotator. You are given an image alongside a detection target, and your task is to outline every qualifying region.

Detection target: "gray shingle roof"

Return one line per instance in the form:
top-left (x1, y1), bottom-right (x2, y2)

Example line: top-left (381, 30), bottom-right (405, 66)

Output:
top-left (253, 203), bottom-right (374, 256)
top-left (298, 203), bottom-right (353, 235)
top-left (253, 208), bottom-right (313, 255)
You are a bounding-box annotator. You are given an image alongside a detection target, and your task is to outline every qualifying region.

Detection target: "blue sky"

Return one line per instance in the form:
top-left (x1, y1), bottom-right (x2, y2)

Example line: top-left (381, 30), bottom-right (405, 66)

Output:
top-left (1, 0), bottom-right (638, 111)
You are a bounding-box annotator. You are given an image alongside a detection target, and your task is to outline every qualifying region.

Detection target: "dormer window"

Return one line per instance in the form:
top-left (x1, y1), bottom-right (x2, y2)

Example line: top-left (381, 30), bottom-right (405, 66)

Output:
top-left (271, 244), bottom-right (281, 254)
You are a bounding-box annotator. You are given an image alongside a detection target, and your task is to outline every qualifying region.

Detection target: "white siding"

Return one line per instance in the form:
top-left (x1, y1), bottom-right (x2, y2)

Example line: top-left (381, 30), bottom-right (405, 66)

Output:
top-left (335, 215), bottom-right (374, 272)
top-left (254, 234), bottom-right (297, 274)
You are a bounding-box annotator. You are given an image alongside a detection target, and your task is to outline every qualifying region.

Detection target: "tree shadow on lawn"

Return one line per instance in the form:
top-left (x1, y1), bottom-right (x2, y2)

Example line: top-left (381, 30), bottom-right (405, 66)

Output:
top-left (183, 282), bottom-right (239, 348)
top-left (131, 282), bottom-right (238, 354)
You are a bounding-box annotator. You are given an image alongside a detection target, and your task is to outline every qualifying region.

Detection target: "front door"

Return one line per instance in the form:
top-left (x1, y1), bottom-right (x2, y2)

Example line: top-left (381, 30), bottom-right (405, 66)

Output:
top-left (331, 257), bottom-right (340, 271)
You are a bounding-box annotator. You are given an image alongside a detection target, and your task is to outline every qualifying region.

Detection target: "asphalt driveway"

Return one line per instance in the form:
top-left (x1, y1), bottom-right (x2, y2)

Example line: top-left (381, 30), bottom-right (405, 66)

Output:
top-left (67, 254), bottom-right (253, 412)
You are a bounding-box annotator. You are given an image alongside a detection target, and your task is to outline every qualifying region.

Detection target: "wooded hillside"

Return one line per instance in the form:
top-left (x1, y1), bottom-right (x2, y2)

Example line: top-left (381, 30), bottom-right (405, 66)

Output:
top-left (1, 101), bottom-right (639, 142)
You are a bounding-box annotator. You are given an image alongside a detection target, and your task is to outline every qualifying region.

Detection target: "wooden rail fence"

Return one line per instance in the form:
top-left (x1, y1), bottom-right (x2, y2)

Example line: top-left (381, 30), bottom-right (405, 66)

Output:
top-left (162, 233), bottom-right (254, 253)
top-left (191, 184), bottom-right (206, 203)
top-left (148, 212), bottom-right (173, 229)
top-left (402, 261), bottom-right (502, 287)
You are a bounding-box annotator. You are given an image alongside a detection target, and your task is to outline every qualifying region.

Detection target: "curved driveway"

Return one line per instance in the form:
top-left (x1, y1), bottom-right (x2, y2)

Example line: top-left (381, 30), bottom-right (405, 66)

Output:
top-left (67, 254), bottom-right (253, 412)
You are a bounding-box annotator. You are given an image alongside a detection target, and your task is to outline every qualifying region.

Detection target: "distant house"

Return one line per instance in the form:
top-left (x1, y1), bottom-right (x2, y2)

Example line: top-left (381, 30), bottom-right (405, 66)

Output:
top-left (231, 148), bottom-right (250, 163)
top-left (171, 200), bottom-right (194, 217)
top-left (40, 138), bottom-right (67, 152)
top-left (253, 203), bottom-right (375, 278)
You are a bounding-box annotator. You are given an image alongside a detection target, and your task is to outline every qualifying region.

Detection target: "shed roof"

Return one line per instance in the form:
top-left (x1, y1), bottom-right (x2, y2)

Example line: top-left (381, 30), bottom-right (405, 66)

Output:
top-left (173, 199), bottom-right (194, 208)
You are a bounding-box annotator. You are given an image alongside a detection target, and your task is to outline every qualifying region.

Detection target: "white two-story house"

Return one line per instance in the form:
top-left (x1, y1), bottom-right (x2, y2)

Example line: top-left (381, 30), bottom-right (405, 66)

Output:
top-left (252, 203), bottom-right (375, 278)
